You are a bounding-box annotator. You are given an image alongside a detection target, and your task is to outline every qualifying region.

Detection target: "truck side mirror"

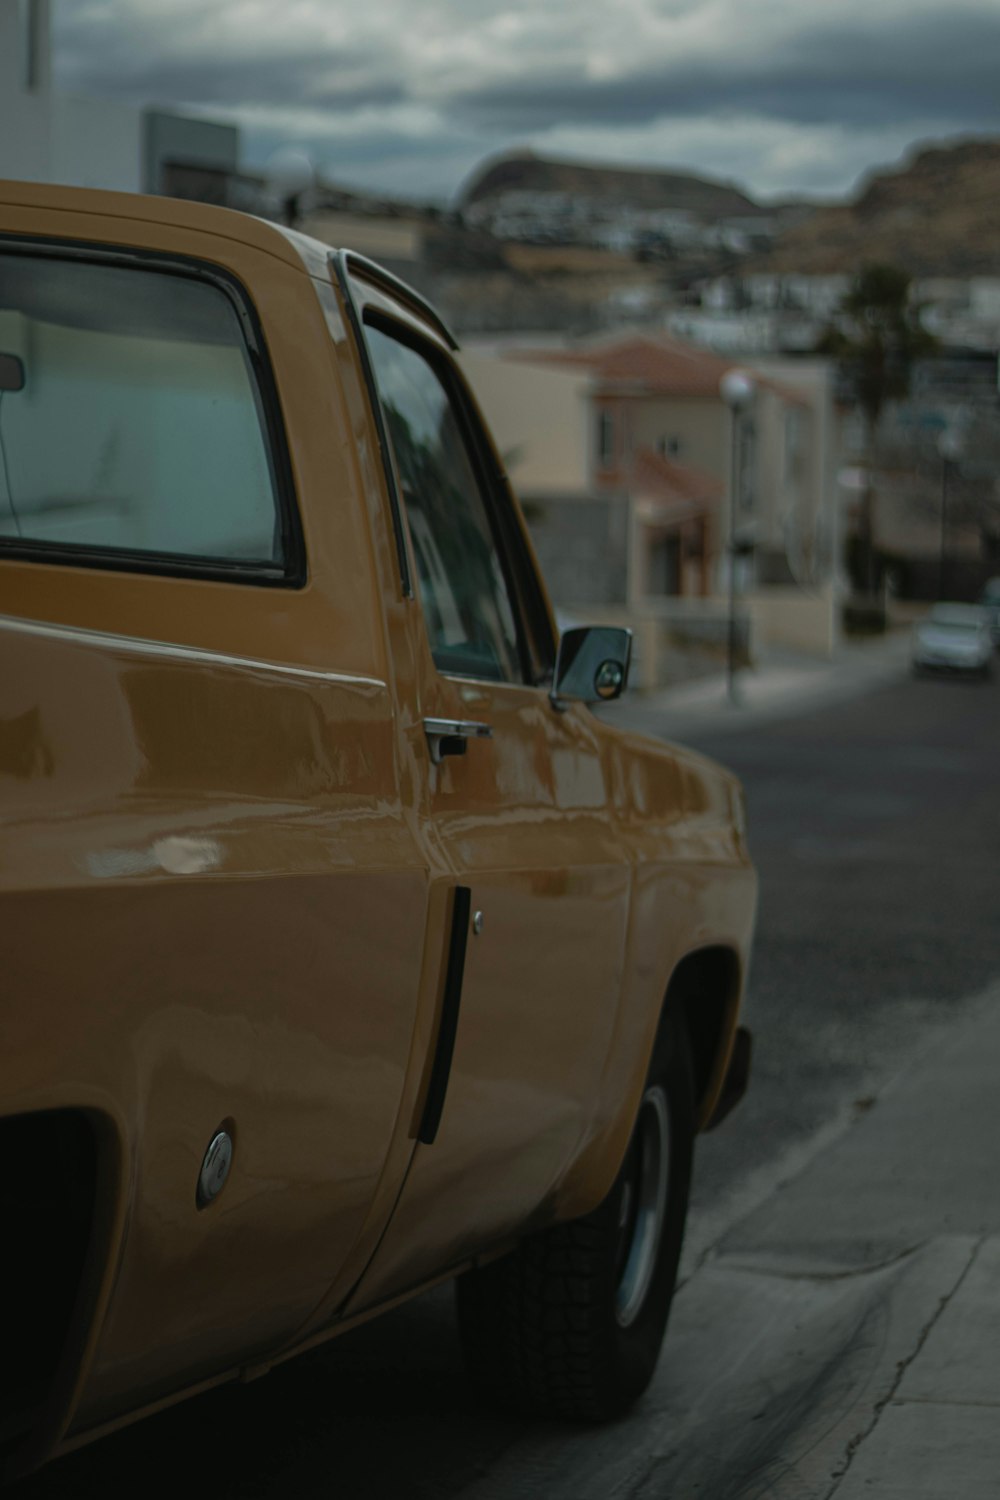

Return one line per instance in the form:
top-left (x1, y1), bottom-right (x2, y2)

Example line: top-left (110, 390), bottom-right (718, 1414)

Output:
top-left (551, 626), bottom-right (632, 708)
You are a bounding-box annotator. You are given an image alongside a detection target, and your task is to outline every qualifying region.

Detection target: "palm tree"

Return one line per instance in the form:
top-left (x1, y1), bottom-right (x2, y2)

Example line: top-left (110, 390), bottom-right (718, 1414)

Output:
top-left (818, 263), bottom-right (937, 601)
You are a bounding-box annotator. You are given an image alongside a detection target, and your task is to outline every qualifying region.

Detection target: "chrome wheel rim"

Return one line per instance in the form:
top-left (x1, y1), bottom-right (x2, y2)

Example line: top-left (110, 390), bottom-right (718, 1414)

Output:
top-left (614, 1084), bottom-right (670, 1328)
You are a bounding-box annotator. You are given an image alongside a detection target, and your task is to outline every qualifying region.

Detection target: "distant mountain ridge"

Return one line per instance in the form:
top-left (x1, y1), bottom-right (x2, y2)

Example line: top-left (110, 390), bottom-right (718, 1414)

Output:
top-left (754, 138), bottom-right (1000, 277)
top-left (459, 149), bottom-right (769, 220)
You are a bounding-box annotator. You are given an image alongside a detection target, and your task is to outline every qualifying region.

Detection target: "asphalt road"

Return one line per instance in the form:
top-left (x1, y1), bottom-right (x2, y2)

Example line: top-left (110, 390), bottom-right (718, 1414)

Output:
top-left (15, 664), bottom-right (1000, 1498)
top-left (688, 661), bottom-right (1000, 1250)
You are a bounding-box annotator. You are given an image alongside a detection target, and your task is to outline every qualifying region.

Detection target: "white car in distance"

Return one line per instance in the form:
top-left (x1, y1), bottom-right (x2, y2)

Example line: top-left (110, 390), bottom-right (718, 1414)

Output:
top-left (912, 604), bottom-right (994, 678)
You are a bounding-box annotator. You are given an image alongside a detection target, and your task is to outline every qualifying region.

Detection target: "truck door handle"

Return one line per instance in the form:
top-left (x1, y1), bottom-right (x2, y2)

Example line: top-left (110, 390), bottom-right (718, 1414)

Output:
top-left (423, 718), bottom-right (493, 764)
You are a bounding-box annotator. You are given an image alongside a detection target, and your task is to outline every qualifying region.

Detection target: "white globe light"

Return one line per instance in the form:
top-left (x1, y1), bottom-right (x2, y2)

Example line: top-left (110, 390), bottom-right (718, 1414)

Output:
top-left (265, 148), bottom-right (315, 201)
top-left (720, 368), bottom-right (756, 410)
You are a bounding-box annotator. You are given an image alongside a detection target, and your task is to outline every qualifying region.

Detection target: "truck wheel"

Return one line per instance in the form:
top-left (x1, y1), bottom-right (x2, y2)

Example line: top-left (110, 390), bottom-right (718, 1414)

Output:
top-left (455, 1007), bottom-right (695, 1421)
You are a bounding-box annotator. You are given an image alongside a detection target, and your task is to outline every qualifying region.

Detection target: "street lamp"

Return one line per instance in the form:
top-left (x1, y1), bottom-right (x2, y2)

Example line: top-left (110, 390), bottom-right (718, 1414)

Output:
top-left (937, 429), bottom-right (963, 602)
top-left (264, 148), bottom-right (315, 228)
top-left (720, 368), bottom-right (755, 705)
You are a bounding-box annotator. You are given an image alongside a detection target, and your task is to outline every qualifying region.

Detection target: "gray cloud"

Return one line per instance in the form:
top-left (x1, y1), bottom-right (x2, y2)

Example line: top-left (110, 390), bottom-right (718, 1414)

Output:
top-left (56, 11), bottom-right (403, 113)
top-left (72, 51), bottom-right (406, 112)
top-left (50, 2), bottom-right (1000, 199)
top-left (446, 10), bottom-right (1000, 132)
top-left (244, 120), bottom-right (482, 170)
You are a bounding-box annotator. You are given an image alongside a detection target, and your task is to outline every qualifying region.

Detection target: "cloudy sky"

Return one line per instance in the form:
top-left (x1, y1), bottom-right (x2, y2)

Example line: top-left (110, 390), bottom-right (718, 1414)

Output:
top-left (53, 0), bottom-right (1000, 205)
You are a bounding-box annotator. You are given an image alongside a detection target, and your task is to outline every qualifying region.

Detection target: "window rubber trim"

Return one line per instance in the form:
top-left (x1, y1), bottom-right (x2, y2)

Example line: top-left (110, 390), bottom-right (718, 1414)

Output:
top-left (330, 250), bottom-right (413, 599)
top-left (0, 232), bottom-right (306, 589)
top-left (336, 249), bottom-right (459, 351)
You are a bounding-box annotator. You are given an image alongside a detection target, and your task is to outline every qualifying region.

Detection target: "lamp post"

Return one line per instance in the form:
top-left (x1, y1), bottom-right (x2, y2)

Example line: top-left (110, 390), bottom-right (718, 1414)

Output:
top-left (264, 148), bottom-right (315, 228)
top-left (937, 430), bottom-right (962, 602)
top-left (720, 368), bottom-right (756, 705)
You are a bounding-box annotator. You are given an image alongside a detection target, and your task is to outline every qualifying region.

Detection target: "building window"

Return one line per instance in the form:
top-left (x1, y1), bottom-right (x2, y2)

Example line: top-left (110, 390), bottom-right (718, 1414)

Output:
top-left (783, 409), bottom-right (804, 485)
top-left (648, 533), bottom-right (681, 595)
top-left (597, 410), bottom-right (615, 468)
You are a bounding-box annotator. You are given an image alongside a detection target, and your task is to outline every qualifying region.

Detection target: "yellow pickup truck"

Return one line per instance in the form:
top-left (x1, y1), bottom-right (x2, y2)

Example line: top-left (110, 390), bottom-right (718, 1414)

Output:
top-left (0, 180), bottom-right (756, 1480)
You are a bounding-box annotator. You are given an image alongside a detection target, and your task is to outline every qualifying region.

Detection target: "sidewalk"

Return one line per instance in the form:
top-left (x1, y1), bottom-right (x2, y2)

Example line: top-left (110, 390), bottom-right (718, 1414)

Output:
top-left (604, 627), bottom-right (914, 741)
top-left (664, 983), bottom-right (1000, 1500)
top-left (458, 986), bottom-right (1000, 1500)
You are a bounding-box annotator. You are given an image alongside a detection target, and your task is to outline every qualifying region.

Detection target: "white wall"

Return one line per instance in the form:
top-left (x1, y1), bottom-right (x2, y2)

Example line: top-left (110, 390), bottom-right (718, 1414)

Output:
top-left (0, 0), bottom-right (142, 192)
top-left (51, 95), bottom-right (142, 193)
top-left (749, 585), bottom-right (838, 657)
top-left (0, 0), bottom-right (51, 183)
top-left (749, 358), bottom-right (839, 581)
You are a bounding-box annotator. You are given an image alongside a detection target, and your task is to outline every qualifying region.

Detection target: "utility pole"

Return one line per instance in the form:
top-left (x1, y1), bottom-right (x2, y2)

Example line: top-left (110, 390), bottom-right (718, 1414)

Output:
top-left (937, 430), bottom-right (963, 601)
top-left (720, 368), bottom-right (755, 705)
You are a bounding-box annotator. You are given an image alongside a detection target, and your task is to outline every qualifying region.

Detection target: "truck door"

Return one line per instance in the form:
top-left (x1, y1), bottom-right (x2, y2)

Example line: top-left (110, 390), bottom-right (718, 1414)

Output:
top-left (341, 298), bottom-right (633, 1312)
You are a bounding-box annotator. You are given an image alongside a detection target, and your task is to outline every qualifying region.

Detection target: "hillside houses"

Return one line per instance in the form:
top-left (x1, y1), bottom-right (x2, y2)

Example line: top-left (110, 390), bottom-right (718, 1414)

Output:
top-left (679, 272), bottom-right (1000, 356)
top-left (463, 189), bottom-right (778, 259)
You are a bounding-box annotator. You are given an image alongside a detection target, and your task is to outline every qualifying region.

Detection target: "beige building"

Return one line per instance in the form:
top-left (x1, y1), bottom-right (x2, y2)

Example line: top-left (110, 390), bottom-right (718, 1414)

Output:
top-left (298, 212), bottom-right (425, 279)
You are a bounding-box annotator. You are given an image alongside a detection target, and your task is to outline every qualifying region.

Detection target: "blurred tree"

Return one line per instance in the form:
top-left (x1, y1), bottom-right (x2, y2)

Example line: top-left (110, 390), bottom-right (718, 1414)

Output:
top-left (817, 263), bottom-right (937, 599)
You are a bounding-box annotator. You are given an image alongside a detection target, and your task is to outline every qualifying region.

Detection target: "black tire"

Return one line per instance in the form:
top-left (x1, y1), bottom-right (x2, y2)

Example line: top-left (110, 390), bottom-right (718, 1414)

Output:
top-left (455, 1006), bottom-right (695, 1421)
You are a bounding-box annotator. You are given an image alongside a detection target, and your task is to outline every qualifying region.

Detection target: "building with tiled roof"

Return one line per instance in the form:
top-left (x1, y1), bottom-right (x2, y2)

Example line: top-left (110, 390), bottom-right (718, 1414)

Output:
top-left (523, 333), bottom-right (812, 407)
top-left (463, 330), bottom-right (841, 677)
top-left (525, 334), bottom-right (736, 399)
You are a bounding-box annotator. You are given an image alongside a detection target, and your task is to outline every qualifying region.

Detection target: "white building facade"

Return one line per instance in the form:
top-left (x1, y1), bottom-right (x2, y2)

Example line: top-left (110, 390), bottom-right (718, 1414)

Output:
top-left (1, 0), bottom-right (238, 198)
top-left (1, 1), bottom-right (142, 191)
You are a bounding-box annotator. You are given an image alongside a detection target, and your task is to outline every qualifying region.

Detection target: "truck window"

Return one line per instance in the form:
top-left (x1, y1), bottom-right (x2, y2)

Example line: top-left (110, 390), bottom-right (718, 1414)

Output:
top-left (0, 249), bottom-right (291, 577)
top-left (364, 321), bottom-right (523, 684)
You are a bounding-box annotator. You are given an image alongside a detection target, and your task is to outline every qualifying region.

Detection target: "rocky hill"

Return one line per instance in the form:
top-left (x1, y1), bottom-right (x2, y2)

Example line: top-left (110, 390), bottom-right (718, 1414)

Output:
top-left (459, 149), bottom-right (768, 220)
top-left (755, 139), bottom-right (1000, 277)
